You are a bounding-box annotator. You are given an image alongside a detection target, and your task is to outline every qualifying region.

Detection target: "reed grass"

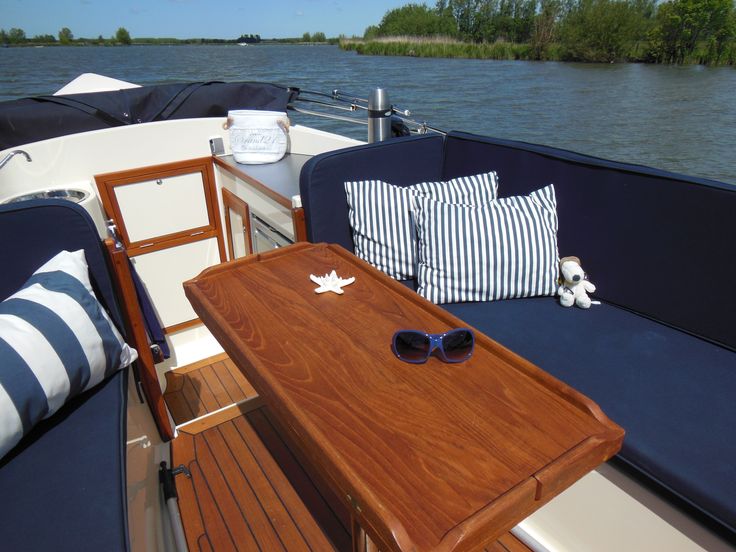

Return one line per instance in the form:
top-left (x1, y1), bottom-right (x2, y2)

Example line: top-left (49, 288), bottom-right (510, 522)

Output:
top-left (340, 37), bottom-right (538, 60)
top-left (340, 36), bottom-right (735, 65)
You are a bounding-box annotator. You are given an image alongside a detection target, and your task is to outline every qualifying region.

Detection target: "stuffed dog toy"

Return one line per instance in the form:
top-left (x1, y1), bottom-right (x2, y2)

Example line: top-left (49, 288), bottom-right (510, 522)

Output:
top-left (558, 256), bottom-right (596, 308)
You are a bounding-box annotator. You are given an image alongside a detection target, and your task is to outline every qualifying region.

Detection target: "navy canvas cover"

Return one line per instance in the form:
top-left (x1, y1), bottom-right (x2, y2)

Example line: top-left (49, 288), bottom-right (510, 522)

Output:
top-left (0, 200), bottom-right (129, 550)
top-left (442, 131), bottom-right (736, 351)
top-left (0, 81), bottom-right (297, 149)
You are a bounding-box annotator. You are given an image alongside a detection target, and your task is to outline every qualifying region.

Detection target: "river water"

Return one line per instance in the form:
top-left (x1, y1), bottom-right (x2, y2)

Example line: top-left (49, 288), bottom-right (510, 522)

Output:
top-left (1, 44), bottom-right (734, 183)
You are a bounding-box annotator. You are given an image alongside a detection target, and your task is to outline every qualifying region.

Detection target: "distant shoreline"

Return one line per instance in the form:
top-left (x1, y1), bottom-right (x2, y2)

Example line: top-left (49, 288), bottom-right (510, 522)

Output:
top-left (2, 40), bottom-right (336, 48)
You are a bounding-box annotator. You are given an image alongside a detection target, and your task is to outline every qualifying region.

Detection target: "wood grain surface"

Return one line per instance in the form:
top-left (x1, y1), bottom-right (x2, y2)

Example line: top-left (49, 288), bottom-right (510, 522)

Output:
top-left (172, 410), bottom-right (337, 551)
top-left (184, 243), bottom-right (624, 552)
top-left (164, 353), bottom-right (257, 425)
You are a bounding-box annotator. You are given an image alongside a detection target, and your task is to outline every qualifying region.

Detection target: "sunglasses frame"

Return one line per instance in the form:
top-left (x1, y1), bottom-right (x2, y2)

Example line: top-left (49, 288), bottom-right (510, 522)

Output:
top-left (391, 328), bottom-right (475, 364)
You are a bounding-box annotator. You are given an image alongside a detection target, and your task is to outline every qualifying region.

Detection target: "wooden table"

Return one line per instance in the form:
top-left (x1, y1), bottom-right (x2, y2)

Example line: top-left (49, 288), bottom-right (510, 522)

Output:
top-left (184, 243), bottom-right (624, 552)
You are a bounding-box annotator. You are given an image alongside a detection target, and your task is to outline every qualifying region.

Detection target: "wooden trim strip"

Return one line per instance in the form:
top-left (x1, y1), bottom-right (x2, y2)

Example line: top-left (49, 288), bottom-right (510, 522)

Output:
top-left (104, 238), bottom-right (174, 441)
top-left (168, 352), bottom-right (231, 375)
top-left (292, 206), bottom-right (307, 242)
top-left (125, 228), bottom-right (221, 257)
top-left (222, 187), bottom-right (253, 259)
top-left (178, 396), bottom-right (265, 435)
top-left (164, 318), bottom-right (202, 335)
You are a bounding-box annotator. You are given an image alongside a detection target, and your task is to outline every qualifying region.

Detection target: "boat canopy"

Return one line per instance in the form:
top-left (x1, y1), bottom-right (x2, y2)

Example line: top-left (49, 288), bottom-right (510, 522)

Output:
top-left (0, 81), bottom-right (298, 149)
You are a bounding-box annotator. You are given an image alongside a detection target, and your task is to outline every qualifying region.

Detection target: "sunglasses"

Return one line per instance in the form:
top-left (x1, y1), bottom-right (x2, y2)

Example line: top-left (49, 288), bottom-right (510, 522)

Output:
top-left (391, 328), bottom-right (475, 364)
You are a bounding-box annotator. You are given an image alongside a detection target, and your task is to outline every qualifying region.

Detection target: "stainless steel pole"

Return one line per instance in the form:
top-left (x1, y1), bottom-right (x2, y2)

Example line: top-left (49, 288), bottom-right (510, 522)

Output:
top-left (367, 88), bottom-right (392, 143)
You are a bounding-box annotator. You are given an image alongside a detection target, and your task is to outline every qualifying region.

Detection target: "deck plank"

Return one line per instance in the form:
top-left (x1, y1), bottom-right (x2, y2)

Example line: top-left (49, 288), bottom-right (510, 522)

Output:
top-left (172, 410), bottom-right (338, 552)
top-left (185, 368), bottom-right (222, 414)
top-left (193, 430), bottom-right (262, 551)
top-left (232, 415), bottom-right (338, 551)
top-left (171, 432), bottom-right (208, 551)
top-left (199, 364), bottom-right (235, 409)
top-left (224, 357), bottom-right (258, 397)
top-left (164, 381), bottom-right (197, 424)
top-left (247, 408), bottom-right (353, 548)
top-left (214, 360), bottom-right (249, 403)
top-left (216, 422), bottom-right (309, 552)
top-left (164, 354), bottom-right (259, 426)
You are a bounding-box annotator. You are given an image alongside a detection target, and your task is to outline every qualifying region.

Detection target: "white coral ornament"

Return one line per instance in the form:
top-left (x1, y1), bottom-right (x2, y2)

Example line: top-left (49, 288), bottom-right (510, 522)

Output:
top-left (309, 270), bottom-right (356, 295)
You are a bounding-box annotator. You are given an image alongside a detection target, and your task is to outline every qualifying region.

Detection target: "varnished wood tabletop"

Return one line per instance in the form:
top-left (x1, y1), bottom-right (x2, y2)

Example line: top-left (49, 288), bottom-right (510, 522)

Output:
top-left (184, 243), bottom-right (624, 552)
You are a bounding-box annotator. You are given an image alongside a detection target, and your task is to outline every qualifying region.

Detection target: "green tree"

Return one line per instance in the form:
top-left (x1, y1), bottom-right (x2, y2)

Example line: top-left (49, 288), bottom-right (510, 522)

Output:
top-left (364, 25), bottom-right (380, 39)
top-left (7, 27), bottom-right (26, 44)
top-left (370, 3), bottom-right (456, 37)
top-left (559, 0), bottom-right (644, 61)
top-left (31, 34), bottom-right (56, 44)
top-left (531, 0), bottom-right (564, 58)
top-left (445, 0), bottom-right (487, 40)
top-left (493, 0), bottom-right (538, 42)
top-left (58, 27), bottom-right (74, 44)
top-left (302, 31), bottom-right (312, 42)
top-left (115, 27), bottom-right (132, 45)
top-left (312, 31), bottom-right (327, 42)
top-left (648, 0), bottom-right (734, 63)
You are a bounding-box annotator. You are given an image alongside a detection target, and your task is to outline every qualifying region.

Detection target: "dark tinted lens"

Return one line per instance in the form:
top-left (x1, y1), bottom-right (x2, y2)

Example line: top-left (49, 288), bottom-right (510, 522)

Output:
top-left (393, 331), bottom-right (430, 362)
top-left (442, 329), bottom-right (474, 361)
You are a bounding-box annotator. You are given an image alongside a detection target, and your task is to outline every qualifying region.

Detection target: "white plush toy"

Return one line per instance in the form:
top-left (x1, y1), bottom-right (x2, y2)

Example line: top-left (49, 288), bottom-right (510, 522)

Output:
top-left (557, 256), bottom-right (597, 309)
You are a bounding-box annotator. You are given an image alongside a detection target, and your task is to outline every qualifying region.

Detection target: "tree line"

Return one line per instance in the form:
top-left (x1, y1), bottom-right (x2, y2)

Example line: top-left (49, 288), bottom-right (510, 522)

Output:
top-left (360, 0), bottom-right (736, 64)
top-left (0, 27), bottom-right (333, 47)
top-left (1, 27), bottom-right (132, 46)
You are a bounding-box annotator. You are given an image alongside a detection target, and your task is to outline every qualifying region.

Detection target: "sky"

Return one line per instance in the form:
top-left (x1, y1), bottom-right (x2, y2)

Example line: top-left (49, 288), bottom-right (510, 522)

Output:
top-left (2, 0), bottom-right (413, 40)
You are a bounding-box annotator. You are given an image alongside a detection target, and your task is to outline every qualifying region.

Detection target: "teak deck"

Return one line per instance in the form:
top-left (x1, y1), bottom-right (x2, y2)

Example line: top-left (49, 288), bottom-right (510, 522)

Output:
top-left (164, 352), bottom-right (257, 425)
top-left (184, 243), bottom-right (624, 552)
top-left (169, 354), bottom-right (532, 552)
top-left (173, 408), bottom-right (344, 551)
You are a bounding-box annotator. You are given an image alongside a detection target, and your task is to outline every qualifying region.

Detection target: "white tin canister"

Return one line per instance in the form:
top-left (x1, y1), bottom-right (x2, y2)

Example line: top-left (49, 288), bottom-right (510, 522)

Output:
top-left (227, 110), bottom-right (289, 164)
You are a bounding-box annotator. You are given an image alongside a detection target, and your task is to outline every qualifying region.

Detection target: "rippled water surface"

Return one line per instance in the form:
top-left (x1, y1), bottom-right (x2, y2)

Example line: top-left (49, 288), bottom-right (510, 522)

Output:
top-left (1, 45), bottom-right (734, 183)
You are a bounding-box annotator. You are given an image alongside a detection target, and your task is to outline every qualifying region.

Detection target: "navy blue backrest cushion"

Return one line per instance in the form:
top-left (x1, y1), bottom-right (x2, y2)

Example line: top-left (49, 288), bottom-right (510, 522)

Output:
top-left (443, 131), bottom-right (736, 349)
top-left (300, 134), bottom-right (445, 250)
top-left (0, 200), bottom-right (123, 330)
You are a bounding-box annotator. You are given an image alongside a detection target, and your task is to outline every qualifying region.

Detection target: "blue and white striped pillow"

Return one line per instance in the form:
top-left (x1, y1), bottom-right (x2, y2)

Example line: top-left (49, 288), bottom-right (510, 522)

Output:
top-left (413, 184), bottom-right (559, 304)
top-left (345, 172), bottom-right (498, 280)
top-left (0, 250), bottom-right (137, 459)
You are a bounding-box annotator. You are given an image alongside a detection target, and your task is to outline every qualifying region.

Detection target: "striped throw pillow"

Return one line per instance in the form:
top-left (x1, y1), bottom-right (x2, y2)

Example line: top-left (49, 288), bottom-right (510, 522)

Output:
top-left (345, 172), bottom-right (498, 280)
top-left (414, 184), bottom-right (559, 304)
top-left (0, 250), bottom-right (137, 459)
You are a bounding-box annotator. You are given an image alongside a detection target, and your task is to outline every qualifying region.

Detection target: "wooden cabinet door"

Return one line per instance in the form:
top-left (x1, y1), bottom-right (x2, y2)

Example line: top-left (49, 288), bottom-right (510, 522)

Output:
top-left (96, 158), bottom-right (225, 333)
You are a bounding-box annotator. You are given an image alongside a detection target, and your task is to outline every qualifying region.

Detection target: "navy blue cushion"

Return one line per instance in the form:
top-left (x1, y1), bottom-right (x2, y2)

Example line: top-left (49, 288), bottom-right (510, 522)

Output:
top-left (442, 131), bottom-right (736, 350)
top-left (0, 369), bottom-right (128, 551)
top-left (0, 200), bottom-right (123, 329)
top-left (0, 200), bottom-right (129, 550)
top-left (442, 298), bottom-right (736, 535)
top-left (300, 134), bottom-right (445, 249)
